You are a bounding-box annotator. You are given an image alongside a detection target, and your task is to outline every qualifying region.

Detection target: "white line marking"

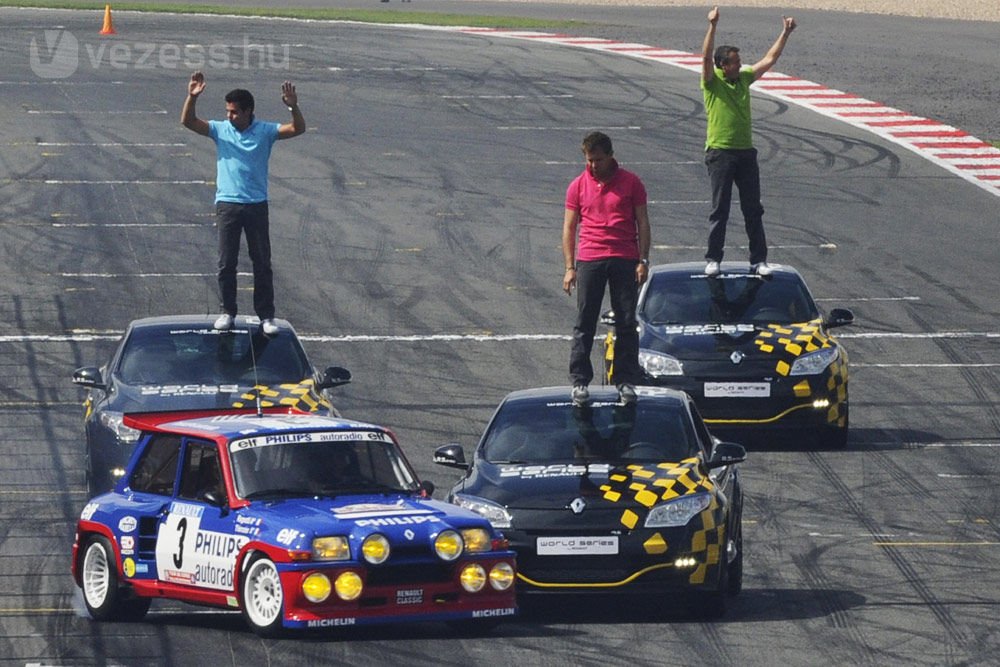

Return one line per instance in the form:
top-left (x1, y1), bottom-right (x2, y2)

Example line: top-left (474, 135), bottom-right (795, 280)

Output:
top-left (653, 242), bottom-right (835, 249)
top-left (26, 110), bottom-right (167, 115)
top-left (36, 180), bottom-right (210, 185)
top-left (32, 142), bottom-right (186, 147)
top-left (51, 223), bottom-right (201, 228)
top-left (497, 126), bottom-right (642, 131)
top-left (57, 272), bottom-right (249, 278)
top-left (0, 330), bottom-right (997, 345)
top-left (442, 94), bottom-right (573, 99)
top-left (840, 331), bottom-right (1000, 339)
top-left (854, 363), bottom-right (1000, 368)
top-left (815, 296), bottom-right (920, 302)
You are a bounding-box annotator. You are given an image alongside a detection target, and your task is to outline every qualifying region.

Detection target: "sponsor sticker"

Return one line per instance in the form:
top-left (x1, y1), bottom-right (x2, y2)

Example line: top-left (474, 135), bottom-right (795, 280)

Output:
top-left (122, 558), bottom-right (136, 578)
top-left (396, 588), bottom-right (423, 605)
top-left (118, 516), bottom-right (137, 533)
top-left (537, 536), bottom-right (619, 556)
top-left (80, 503), bottom-right (99, 521)
top-left (703, 382), bottom-right (770, 398)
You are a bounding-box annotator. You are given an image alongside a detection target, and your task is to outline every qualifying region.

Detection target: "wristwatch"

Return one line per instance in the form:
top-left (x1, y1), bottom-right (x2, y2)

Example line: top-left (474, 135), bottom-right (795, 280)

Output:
top-left (639, 258), bottom-right (649, 266)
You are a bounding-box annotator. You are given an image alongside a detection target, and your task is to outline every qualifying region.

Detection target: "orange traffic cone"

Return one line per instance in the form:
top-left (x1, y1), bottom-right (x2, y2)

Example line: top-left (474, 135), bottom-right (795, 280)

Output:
top-left (99, 4), bottom-right (116, 35)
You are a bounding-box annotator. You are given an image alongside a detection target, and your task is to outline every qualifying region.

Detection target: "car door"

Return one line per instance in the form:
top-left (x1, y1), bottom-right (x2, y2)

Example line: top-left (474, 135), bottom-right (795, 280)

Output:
top-left (154, 438), bottom-right (248, 591)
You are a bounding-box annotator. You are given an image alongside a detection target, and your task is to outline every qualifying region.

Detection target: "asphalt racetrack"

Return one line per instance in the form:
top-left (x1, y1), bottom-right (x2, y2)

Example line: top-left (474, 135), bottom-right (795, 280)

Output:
top-left (1, 5), bottom-right (999, 666)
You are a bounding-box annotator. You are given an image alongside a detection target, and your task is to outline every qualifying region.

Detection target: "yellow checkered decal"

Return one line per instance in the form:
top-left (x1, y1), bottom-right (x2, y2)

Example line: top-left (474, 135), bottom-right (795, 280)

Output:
top-left (231, 379), bottom-right (330, 412)
top-left (599, 459), bottom-right (712, 523)
top-left (598, 460), bottom-right (725, 585)
top-left (753, 318), bottom-right (831, 376)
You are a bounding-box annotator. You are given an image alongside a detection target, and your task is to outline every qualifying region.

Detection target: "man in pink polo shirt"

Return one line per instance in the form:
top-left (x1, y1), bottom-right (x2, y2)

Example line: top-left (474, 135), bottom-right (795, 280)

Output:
top-left (562, 132), bottom-right (651, 406)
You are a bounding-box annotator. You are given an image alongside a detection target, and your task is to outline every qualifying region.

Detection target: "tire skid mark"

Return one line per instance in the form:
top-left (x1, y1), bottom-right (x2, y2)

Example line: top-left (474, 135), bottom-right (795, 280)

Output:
top-left (445, 27), bottom-right (1000, 198)
top-left (808, 452), bottom-right (975, 649)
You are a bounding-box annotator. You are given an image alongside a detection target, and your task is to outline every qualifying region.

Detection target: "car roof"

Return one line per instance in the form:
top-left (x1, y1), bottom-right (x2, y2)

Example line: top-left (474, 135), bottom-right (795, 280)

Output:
top-left (501, 385), bottom-right (690, 407)
top-left (649, 261), bottom-right (803, 279)
top-left (123, 314), bottom-right (297, 334)
top-left (125, 412), bottom-right (387, 441)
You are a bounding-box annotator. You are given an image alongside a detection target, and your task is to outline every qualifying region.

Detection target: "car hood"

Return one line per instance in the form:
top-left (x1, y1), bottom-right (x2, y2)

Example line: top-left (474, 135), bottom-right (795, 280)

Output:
top-left (112, 378), bottom-right (326, 414)
top-left (640, 318), bottom-right (836, 368)
top-left (237, 495), bottom-right (485, 550)
top-left (468, 458), bottom-right (713, 511)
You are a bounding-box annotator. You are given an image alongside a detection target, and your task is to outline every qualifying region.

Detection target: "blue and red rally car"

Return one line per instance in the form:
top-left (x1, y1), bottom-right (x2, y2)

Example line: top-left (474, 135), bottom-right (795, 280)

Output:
top-left (72, 412), bottom-right (517, 636)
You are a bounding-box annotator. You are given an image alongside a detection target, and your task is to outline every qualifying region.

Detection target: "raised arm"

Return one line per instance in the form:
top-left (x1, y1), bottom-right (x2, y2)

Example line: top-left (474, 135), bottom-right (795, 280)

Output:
top-left (277, 81), bottom-right (306, 139)
top-left (751, 15), bottom-right (796, 80)
top-left (701, 6), bottom-right (720, 84)
top-left (180, 71), bottom-right (210, 136)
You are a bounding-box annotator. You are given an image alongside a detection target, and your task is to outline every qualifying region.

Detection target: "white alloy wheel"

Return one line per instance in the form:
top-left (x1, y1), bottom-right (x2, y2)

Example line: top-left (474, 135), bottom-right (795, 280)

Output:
top-left (242, 556), bottom-right (284, 635)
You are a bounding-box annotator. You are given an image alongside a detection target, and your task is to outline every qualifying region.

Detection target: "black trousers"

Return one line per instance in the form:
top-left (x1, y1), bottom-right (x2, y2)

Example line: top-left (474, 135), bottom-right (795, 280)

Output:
top-left (705, 147), bottom-right (767, 265)
top-left (216, 200), bottom-right (274, 320)
top-left (569, 257), bottom-right (641, 387)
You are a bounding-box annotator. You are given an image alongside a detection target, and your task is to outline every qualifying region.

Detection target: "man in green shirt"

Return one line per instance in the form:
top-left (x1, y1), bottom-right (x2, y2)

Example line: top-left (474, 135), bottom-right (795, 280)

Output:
top-left (701, 6), bottom-right (796, 277)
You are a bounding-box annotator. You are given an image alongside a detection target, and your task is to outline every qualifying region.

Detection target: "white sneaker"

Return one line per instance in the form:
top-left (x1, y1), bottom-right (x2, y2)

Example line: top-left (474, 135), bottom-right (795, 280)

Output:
top-left (571, 385), bottom-right (590, 407)
top-left (752, 262), bottom-right (773, 276)
top-left (213, 313), bottom-right (233, 331)
top-left (261, 319), bottom-right (279, 336)
top-left (618, 383), bottom-right (637, 405)
top-left (705, 261), bottom-right (720, 276)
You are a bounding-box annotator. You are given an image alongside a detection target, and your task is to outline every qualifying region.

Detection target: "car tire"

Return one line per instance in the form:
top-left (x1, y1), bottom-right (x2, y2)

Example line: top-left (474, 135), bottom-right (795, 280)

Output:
top-left (820, 404), bottom-right (849, 449)
top-left (695, 554), bottom-right (729, 620)
top-left (80, 535), bottom-right (150, 621)
top-left (727, 518), bottom-right (744, 597)
top-left (241, 554), bottom-right (285, 637)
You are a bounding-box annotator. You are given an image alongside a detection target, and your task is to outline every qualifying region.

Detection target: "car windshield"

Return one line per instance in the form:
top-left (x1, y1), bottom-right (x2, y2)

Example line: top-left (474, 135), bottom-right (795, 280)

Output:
top-left (229, 435), bottom-right (419, 500)
top-left (117, 326), bottom-right (309, 385)
top-left (640, 272), bottom-right (818, 325)
top-left (481, 400), bottom-right (700, 464)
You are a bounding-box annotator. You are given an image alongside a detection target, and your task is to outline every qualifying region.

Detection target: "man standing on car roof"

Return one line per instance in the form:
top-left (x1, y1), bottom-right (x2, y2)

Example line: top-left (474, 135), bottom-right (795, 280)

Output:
top-left (700, 6), bottom-right (796, 278)
top-left (181, 71), bottom-right (306, 335)
top-left (563, 131), bottom-right (651, 407)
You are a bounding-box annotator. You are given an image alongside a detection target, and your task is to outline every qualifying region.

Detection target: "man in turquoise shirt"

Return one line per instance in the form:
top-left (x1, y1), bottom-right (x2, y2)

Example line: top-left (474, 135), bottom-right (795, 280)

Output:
top-left (701, 6), bottom-right (796, 277)
top-left (181, 71), bottom-right (306, 334)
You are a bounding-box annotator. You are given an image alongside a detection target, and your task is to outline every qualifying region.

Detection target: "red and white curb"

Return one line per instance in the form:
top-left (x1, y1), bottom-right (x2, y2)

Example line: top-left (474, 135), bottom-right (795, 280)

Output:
top-left (447, 27), bottom-right (1000, 198)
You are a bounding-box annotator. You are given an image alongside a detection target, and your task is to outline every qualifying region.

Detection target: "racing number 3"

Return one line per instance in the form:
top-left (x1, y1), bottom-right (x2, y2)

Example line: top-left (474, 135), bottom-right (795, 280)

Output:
top-left (173, 517), bottom-right (187, 568)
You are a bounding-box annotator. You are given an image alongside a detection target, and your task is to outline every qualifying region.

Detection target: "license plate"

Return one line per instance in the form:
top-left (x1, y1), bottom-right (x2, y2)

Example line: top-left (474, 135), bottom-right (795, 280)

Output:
top-left (704, 382), bottom-right (770, 398)
top-left (537, 536), bottom-right (619, 556)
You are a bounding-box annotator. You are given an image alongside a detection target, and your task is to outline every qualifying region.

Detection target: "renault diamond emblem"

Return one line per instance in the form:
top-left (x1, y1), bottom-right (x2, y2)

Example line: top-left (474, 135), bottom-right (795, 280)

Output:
top-left (570, 498), bottom-right (586, 514)
top-left (404, 529), bottom-right (415, 540)
top-left (730, 351), bottom-right (744, 365)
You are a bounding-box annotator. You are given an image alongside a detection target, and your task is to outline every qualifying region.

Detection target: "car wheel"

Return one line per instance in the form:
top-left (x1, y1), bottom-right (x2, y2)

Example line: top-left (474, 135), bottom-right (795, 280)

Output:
top-left (727, 519), bottom-right (744, 596)
top-left (695, 555), bottom-right (729, 620)
top-left (80, 535), bottom-right (150, 621)
top-left (820, 404), bottom-right (849, 449)
top-left (241, 554), bottom-right (284, 637)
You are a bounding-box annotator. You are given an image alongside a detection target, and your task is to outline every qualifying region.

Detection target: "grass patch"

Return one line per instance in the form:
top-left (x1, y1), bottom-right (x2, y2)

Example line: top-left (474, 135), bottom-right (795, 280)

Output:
top-left (0, 0), bottom-right (585, 29)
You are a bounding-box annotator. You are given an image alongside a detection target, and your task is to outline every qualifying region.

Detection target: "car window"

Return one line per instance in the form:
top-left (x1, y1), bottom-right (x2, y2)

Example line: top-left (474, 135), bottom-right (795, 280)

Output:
top-left (642, 273), bottom-right (818, 325)
top-left (117, 327), bottom-right (309, 385)
top-left (178, 440), bottom-right (226, 503)
top-left (688, 403), bottom-right (714, 458)
top-left (230, 437), bottom-right (419, 499)
top-left (482, 401), bottom-right (699, 463)
top-left (130, 435), bottom-right (181, 495)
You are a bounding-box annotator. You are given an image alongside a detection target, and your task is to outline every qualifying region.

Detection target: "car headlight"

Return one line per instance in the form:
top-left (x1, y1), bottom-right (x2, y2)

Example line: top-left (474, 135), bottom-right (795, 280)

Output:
top-left (638, 349), bottom-right (683, 377)
top-left (434, 529), bottom-right (464, 561)
top-left (452, 494), bottom-right (512, 530)
top-left (301, 572), bottom-right (332, 603)
top-left (361, 534), bottom-right (391, 564)
top-left (312, 536), bottom-right (350, 561)
top-left (460, 528), bottom-right (491, 553)
top-left (99, 411), bottom-right (141, 444)
top-left (489, 562), bottom-right (516, 591)
top-left (789, 346), bottom-right (839, 376)
top-left (644, 493), bottom-right (712, 528)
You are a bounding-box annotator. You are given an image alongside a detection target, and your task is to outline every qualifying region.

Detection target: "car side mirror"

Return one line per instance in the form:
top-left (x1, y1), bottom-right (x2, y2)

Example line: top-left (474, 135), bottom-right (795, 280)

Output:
top-left (600, 309), bottom-right (616, 327)
top-left (317, 366), bottom-right (352, 389)
top-left (433, 444), bottom-right (469, 470)
top-left (825, 308), bottom-right (855, 329)
top-left (418, 479), bottom-right (435, 497)
top-left (202, 490), bottom-right (228, 512)
top-left (73, 366), bottom-right (106, 390)
top-left (707, 441), bottom-right (747, 469)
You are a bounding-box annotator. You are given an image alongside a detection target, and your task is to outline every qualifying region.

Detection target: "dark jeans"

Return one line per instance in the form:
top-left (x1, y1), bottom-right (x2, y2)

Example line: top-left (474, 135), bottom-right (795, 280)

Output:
top-left (705, 147), bottom-right (767, 265)
top-left (569, 257), bottom-right (641, 387)
top-left (216, 201), bottom-right (274, 320)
